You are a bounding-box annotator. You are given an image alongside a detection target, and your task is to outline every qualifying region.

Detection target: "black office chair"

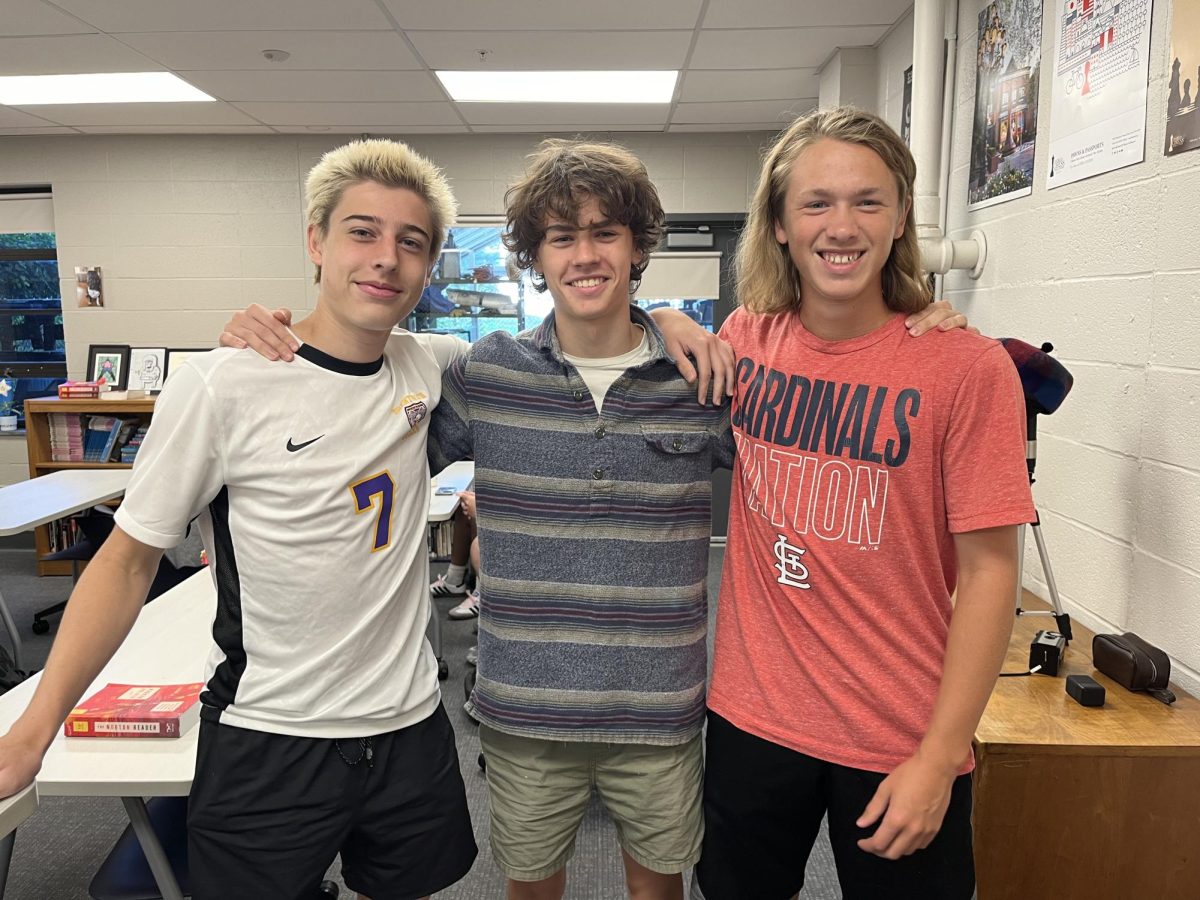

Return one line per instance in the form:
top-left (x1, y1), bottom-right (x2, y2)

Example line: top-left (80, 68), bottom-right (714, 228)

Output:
top-left (33, 513), bottom-right (204, 635)
top-left (34, 510), bottom-right (116, 634)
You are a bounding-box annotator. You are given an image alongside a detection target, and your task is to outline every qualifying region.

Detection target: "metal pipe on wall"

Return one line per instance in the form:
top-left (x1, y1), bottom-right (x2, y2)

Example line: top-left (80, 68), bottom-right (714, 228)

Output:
top-left (912, 0), bottom-right (986, 280)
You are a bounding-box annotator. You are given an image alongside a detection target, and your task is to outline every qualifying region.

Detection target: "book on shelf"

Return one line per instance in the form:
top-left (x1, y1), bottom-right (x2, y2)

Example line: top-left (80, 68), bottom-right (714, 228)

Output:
top-left (64, 682), bottom-right (204, 738)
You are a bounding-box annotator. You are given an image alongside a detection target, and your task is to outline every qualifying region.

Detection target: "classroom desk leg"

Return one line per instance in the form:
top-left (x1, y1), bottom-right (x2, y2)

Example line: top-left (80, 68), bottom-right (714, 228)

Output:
top-left (0, 830), bottom-right (13, 897)
top-left (121, 797), bottom-right (183, 900)
top-left (0, 586), bottom-right (24, 672)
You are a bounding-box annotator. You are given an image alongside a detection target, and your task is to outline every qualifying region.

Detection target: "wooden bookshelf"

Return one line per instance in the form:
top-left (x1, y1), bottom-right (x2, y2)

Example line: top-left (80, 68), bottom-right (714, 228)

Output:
top-left (24, 396), bottom-right (156, 575)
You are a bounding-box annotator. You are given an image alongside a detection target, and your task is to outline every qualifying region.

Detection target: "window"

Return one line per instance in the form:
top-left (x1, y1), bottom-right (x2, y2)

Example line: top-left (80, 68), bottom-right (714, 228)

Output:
top-left (1, 187), bottom-right (67, 426)
top-left (408, 220), bottom-right (543, 343)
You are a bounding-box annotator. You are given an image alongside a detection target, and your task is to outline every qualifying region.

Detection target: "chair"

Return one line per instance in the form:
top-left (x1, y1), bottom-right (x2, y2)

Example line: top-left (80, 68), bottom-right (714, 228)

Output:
top-left (33, 510), bottom-right (116, 634)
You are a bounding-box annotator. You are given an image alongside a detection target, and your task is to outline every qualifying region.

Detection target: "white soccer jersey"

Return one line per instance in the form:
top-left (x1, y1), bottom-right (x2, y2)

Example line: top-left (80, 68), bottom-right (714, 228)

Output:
top-left (116, 331), bottom-right (467, 739)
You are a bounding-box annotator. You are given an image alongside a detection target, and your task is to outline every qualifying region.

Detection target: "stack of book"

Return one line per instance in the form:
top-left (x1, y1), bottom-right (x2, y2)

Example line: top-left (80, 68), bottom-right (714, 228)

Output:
top-left (119, 424), bottom-right (149, 464)
top-left (48, 413), bottom-right (84, 462)
top-left (82, 416), bottom-right (139, 462)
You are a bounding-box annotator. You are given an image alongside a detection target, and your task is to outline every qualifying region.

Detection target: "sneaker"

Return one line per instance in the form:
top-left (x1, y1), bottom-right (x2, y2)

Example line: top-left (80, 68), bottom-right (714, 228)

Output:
top-left (430, 573), bottom-right (468, 598)
top-left (448, 588), bottom-right (480, 620)
top-left (466, 645), bottom-right (478, 666)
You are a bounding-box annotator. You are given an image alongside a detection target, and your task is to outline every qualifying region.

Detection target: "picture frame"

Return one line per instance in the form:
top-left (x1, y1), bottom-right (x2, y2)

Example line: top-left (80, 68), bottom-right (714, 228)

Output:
top-left (85, 344), bottom-right (130, 389)
top-left (128, 347), bottom-right (168, 392)
top-left (164, 348), bottom-right (210, 383)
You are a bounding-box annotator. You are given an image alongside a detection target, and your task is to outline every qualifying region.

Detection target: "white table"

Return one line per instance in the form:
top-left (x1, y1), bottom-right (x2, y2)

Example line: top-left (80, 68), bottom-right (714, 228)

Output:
top-left (0, 469), bottom-right (133, 670)
top-left (427, 461), bottom-right (474, 669)
top-left (0, 568), bottom-right (214, 899)
top-left (0, 785), bottom-right (37, 897)
top-left (429, 460), bottom-right (475, 521)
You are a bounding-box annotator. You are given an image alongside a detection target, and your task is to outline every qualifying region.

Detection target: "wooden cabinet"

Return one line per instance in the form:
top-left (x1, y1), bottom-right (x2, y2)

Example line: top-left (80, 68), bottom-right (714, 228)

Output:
top-left (973, 593), bottom-right (1200, 898)
top-left (23, 396), bottom-right (155, 575)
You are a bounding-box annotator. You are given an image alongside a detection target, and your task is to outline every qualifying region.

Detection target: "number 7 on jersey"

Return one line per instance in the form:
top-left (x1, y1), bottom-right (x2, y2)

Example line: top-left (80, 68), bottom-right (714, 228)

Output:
top-left (349, 471), bottom-right (395, 552)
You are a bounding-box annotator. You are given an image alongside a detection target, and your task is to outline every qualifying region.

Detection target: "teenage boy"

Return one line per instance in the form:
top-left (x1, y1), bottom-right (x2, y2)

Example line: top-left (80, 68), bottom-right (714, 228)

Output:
top-left (221, 140), bottom-right (969, 900)
top-left (0, 139), bottom-right (478, 900)
top-left (697, 108), bottom-right (1033, 900)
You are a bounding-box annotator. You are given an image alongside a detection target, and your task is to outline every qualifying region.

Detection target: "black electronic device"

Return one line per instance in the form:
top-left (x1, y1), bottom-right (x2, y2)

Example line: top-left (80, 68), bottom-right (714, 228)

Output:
top-left (1066, 674), bottom-right (1106, 707)
top-left (1029, 629), bottom-right (1066, 676)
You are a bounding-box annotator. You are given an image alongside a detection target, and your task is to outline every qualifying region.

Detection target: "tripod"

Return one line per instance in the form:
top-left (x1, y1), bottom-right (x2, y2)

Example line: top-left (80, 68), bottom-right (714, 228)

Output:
top-left (1014, 407), bottom-right (1072, 641)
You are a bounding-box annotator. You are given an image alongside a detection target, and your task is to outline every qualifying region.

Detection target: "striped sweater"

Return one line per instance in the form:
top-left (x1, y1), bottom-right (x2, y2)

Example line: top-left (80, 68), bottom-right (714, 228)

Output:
top-left (429, 307), bottom-right (733, 745)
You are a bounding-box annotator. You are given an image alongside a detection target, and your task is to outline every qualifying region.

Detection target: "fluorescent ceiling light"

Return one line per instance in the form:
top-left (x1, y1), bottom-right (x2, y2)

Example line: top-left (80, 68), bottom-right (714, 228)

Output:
top-left (0, 73), bottom-right (215, 105)
top-left (437, 71), bottom-right (677, 104)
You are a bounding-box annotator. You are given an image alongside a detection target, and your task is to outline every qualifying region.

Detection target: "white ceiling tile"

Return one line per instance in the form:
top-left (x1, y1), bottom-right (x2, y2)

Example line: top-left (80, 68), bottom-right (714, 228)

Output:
top-left (271, 125), bottom-right (470, 134)
top-left (382, 0), bottom-right (704, 30)
top-left (50, 0), bottom-right (392, 32)
top-left (690, 26), bottom-right (888, 68)
top-left (410, 31), bottom-right (693, 69)
top-left (76, 125), bottom-right (278, 134)
top-left (231, 101), bottom-right (463, 127)
top-left (177, 70), bottom-right (446, 103)
top-left (5, 0), bottom-right (97, 36)
top-left (0, 105), bottom-right (61, 127)
top-left (679, 69), bottom-right (821, 102)
top-left (117, 30), bottom-right (423, 71)
top-left (0, 126), bottom-right (80, 135)
top-left (0, 34), bottom-right (164, 75)
top-left (470, 124), bottom-right (665, 133)
top-left (702, 0), bottom-right (912, 29)
top-left (669, 123), bottom-right (783, 132)
top-left (13, 101), bottom-right (262, 126)
top-left (458, 103), bottom-right (669, 127)
top-left (672, 99), bottom-right (817, 124)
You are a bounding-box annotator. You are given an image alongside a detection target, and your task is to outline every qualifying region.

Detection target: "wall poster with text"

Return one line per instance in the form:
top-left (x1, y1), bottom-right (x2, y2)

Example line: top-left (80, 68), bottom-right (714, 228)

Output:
top-left (1046, 0), bottom-right (1153, 188)
top-left (1166, 0), bottom-right (1200, 156)
top-left (968, 0), bottom-right (1045, 211)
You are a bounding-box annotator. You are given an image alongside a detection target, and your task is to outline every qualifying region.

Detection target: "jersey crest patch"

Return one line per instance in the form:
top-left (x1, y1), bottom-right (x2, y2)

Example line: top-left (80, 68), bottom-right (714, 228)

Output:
top-left (393, 392), bottom-right (429, 430)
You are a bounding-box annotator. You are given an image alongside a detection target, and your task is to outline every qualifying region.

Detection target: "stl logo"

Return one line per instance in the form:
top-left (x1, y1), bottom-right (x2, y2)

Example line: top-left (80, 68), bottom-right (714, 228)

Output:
top-left (773, 534), bottom-right (811, 590)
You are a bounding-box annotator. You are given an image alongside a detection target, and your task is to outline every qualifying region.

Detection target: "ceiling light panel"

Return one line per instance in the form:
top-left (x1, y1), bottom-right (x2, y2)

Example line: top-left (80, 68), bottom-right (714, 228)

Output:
top-left (0, 72), bottom-right (215, 105)
top-left (438, 71), bottom-right (677, 104)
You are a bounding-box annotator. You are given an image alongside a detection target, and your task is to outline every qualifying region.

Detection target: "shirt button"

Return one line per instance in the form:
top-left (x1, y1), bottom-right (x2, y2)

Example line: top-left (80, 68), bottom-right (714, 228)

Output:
top-left (672, 439), bottom-right (684, 451)
top-left (573, 390), bottom-right (585, 401)
top-left (592, 468), bottom-right (604, 480)
top-left (594, 426), bottom-right (606, 439)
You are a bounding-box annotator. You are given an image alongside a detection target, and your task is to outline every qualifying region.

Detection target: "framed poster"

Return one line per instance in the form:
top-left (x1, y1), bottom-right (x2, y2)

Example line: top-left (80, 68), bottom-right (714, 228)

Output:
top-left (164, 348), bottom-right (209, 382)
top-left (1165, 0), bottom-right (1200, 157)
top-left (129, 347), bottom-right (167, 391)
top-left (968, 0), bottom-right (1044, 210)
top-left (85, 344), bottom-right (130, 389)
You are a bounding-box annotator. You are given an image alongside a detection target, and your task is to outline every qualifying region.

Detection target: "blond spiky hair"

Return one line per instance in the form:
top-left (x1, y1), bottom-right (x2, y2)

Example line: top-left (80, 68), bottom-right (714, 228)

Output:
top-left (305, 138), bottom-right (457, 282)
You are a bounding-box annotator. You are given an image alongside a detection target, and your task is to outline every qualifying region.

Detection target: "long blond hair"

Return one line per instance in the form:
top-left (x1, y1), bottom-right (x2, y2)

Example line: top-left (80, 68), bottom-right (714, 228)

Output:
top-left (737, 106), bottom-right (931, 315)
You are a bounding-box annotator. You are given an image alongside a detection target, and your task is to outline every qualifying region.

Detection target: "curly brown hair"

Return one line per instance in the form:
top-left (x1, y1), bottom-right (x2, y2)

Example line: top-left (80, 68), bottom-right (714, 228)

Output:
top-left (738, 106), bottom-right (931, 315)
top-left (503, 139), bottom-right (665, 293)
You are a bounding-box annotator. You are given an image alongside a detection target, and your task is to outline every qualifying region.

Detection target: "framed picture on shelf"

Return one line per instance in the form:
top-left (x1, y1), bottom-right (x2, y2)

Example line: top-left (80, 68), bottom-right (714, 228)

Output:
top-left (85, 344), bottom-right (130, 389)
top-left (164, 348), bottom-right (210, 383)
top-left (128, 347), bottom-right (167, 392)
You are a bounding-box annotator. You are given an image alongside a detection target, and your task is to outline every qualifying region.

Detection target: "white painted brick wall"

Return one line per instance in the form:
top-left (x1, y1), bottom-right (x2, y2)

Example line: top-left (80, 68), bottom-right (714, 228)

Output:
top-left (877, 0), bottom-right (1199, 694)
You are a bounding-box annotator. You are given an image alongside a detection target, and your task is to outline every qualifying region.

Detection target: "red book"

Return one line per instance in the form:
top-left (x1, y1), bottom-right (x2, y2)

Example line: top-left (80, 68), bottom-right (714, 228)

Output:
top-left (64, 683), bottom-right (204, 738)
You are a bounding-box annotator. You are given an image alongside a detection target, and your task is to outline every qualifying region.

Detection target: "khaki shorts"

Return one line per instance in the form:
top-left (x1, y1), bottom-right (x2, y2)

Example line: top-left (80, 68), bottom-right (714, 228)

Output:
top-left (479, 726), bottom-right (704, 881)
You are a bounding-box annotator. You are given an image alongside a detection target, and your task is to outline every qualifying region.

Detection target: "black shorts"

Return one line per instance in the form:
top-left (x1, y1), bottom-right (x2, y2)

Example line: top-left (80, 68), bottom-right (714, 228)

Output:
top-left (696, 711), bottom-right (974, 900)
top-left (188, 704), bottom-right (477, 900)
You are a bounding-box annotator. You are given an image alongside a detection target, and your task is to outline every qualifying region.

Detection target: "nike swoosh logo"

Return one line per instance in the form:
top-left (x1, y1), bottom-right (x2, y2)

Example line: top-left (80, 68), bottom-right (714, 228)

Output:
top-left (286, 435), bottom-right (324, 452)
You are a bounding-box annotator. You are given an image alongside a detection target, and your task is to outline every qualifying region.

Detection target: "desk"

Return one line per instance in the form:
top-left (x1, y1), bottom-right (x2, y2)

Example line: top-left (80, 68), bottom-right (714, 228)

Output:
top-left (0, 469), bottom-right (133, 670)
top-left (0, 785), bottom-right (37, 897)
top-left (0, 569), bottom-right (214, 900)
top-left (427, 461), bottom-right (474, 672)
top-left (430, 460), bottom-right (475, 522)
top-left (973, 593), bottom-right (1200, 899)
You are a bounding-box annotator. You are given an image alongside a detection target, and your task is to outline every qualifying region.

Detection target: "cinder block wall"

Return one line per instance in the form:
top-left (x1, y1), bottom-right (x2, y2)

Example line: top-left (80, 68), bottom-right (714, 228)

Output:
top-left (879, 0), bottom-right (1199, 693)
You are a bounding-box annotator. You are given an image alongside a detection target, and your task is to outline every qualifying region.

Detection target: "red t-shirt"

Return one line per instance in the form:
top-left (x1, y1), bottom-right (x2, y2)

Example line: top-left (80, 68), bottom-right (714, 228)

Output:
top-left (709, 309), bottom-right (1035, 774)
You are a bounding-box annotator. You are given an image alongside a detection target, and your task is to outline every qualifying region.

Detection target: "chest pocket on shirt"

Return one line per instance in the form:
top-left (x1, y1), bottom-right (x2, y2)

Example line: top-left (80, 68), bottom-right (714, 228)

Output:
top-left (639, 426), bottom-right (712, 485)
